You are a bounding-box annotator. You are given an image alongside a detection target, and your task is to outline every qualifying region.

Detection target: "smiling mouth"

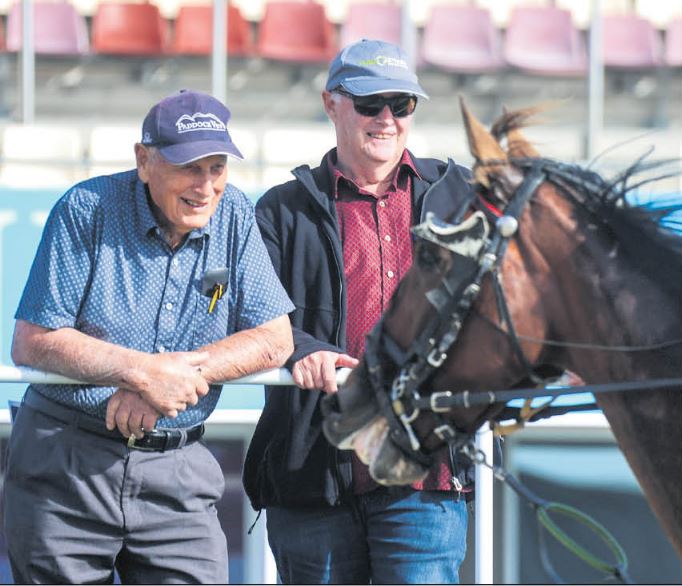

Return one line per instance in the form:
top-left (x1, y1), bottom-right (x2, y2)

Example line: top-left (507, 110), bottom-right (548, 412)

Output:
top-left (367, 132), bottom-right (394, 139)
top-left (181, 198), bottom-right (207, 209)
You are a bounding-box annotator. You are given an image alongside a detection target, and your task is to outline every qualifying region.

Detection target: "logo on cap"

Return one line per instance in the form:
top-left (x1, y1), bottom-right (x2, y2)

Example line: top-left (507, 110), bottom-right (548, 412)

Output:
top-left (359, 55), bottom-right (409, 69)
top-left (175, 112), bottom-right (227, 134)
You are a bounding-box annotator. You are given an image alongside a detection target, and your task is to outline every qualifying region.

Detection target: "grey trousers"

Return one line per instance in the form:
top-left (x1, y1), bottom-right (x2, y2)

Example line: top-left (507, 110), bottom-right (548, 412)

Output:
top-left (3, 395), bottom-right (228, 584)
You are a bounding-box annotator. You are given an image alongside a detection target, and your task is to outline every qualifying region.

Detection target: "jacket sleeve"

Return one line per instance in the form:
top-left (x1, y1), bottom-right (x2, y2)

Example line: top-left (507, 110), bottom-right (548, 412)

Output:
top-left (288, 327), bottom-right (344, 368)
top-left (256, 192), bottom-right (345, 369)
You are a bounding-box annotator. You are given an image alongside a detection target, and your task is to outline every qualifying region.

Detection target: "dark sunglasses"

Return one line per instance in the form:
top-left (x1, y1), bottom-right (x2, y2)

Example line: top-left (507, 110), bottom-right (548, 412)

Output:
top-left (335, 88), bottom-right (418, 118)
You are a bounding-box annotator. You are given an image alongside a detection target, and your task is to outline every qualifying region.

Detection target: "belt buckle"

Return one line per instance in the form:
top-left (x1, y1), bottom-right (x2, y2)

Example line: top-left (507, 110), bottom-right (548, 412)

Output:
top-left (127, 429), bottom-right (161, 451)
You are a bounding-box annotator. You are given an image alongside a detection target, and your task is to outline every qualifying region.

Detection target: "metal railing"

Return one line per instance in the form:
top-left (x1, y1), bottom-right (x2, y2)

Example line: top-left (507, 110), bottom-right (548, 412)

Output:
top-left (0, 363), bottom-right (496, 583)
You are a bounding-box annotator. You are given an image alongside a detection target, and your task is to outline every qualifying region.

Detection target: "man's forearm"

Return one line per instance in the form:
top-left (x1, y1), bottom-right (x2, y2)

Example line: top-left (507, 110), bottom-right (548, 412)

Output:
top-left (198, 315), bottom-right (294, 383)
top-left (12, 321), bottom-right (147, 388)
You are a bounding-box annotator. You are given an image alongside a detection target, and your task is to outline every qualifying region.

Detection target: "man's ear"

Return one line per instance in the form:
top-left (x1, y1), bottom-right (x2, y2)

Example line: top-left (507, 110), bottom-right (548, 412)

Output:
top-left (322, 91), bottom-right (338, 123)
top-left (135, 143), bottom-right (150, 183)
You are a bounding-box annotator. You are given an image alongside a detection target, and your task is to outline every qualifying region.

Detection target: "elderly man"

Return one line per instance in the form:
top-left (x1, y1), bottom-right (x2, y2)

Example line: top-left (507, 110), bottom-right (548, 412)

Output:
top-left (6, 89), bottom-right (294, 584)
top-left (243, 40), bottom-right (475, 584)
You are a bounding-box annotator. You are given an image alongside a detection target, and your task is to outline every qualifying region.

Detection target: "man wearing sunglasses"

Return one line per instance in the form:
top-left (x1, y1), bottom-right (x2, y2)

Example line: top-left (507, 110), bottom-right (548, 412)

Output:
top-left (243, 39), bottom-right (475, 584)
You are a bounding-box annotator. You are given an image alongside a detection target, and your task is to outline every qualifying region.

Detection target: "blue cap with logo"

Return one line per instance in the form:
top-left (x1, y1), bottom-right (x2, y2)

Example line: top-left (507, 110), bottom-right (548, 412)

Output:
top-left (325, 39), bottom-right (428, 99)
top-left (141, 89), bottom-right (244, 165)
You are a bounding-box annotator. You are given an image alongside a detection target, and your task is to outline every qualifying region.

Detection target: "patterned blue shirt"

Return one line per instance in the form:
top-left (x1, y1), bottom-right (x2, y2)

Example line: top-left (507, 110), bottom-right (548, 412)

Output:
top-left (15, 170), bottom-right (294, 427)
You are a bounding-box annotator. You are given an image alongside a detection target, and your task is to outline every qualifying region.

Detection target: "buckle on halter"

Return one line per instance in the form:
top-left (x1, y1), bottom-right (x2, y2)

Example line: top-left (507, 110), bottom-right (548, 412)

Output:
top-left (434, 424), bottom-right (456, 441)
top-left (427, 348), bottom-right (447, 368)
top-left (430, 391), bottom-right (453, 412)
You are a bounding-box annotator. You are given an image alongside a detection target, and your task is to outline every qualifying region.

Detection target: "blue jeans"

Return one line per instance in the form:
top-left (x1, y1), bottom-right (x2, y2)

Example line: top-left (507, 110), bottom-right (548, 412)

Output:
top-left (266, 487), bottom-right (468, 584)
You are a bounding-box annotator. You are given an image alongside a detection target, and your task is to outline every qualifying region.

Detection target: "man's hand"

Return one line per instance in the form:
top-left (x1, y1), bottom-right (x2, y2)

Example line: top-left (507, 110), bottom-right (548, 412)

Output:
top-left (137, 351), bottom-right (210, 417)
top-left (106, 389), bottom-right (160, 438)
top-left (291, 351), bottom-right (359, 393)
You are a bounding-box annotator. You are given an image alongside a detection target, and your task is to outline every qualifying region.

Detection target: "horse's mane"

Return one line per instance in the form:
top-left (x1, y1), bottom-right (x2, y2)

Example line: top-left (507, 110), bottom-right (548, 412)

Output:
top-left (489, 109), bottom-right (682, 280)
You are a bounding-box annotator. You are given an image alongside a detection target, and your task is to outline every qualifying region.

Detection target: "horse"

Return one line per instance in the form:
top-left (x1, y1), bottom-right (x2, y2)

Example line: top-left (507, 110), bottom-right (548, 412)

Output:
top-left (321, 100), bottom-right (682, 560)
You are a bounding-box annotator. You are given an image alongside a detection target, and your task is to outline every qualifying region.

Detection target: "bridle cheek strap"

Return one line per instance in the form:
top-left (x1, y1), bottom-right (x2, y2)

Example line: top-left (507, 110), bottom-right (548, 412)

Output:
top-left (365, 165), bottom-right (548, 458)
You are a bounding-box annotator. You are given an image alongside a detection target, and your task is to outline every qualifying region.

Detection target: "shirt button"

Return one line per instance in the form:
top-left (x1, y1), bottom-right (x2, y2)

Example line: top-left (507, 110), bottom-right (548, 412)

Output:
top-left (379, 201), bottom-right (386, 208)
top-left (384, 235), bottom-right (391, 242)
top-left (387, 270), bottom-right (395, 278)
top-left (158, 346), bottom-right (166, 353)
top-left (165, 302), bottom-right (173, 311)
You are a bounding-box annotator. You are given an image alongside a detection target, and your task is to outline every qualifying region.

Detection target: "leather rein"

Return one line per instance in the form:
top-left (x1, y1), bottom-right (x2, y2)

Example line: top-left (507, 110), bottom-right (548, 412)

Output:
top-left (362, 161), bottom-right (682, 462)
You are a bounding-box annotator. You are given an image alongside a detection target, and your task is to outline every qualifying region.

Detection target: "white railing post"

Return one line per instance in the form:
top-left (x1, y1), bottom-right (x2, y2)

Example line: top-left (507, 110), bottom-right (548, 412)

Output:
top-left (475, 422), bottom-right (495, 584)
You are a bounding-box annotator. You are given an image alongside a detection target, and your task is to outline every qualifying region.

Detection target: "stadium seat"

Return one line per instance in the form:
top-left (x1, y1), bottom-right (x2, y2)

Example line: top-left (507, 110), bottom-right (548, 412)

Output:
top-left (421, 5), bottom-right (504, 74)
top-left (603, 14), bottom-right (663, 68)
top-left (339, 2), bottom-right (402, 48)
top-left (92, 2), bottom-right (168, 55)
top-left (172, 4), bottom-right (254, 56)
top-left (6, 1), bottom-right (89, 56)
top-left (665, 17), bottom-right (682, 67)
top-left (503, 6), bottom-right (587, 76)
top-left (0, 124), bottom-right (86, 187)
top-left (257, 1), bottom-right (336, 63)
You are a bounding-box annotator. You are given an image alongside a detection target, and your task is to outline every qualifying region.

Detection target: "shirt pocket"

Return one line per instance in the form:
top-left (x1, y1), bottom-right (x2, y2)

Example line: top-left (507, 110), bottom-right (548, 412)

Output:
top-left (192, 283), bottom-right (231, 348)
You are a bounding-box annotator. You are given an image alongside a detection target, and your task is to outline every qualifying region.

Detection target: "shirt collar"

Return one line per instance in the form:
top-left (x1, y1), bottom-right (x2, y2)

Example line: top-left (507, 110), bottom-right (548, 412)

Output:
top-left (327, 149), bottom-right (420, 199)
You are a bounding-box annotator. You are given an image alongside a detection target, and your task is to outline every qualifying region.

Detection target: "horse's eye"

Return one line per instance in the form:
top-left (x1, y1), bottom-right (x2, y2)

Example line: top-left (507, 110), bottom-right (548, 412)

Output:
top-left (417, 243), bottom-right (441, 269)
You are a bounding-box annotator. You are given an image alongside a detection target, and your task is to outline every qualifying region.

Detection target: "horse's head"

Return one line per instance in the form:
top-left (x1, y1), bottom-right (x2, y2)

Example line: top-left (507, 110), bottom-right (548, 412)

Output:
top-left (322, 100), bottom-right (573, 485)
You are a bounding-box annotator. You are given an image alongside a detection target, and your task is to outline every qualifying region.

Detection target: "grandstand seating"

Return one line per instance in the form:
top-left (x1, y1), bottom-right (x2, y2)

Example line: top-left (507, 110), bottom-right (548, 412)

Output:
top-left (421, 4), bottom-right (504, 74)
top-left (257, 1), bottom-right (337, 63)
top-left (602, 13), bottom-right (663, 68)
top-left (92, 2), bottom-right (168, 55)
top-left (339, 2), bottom-right (402, 48)
top-left (665, 17), bottom-right (682, 67)
top-left (6, 1), bottom-right (89, 56)
top-left (171, 3), bottom-right (254, 56)
top-left (503, 5), bottom-right (587, 76)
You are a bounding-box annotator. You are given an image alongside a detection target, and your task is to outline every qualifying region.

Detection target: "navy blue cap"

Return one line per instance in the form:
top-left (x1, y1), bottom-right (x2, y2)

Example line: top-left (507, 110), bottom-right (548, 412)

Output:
top-left (141, 90), bottom-right (243, 165)
top-left (325, 39), bottom-right (428, 99)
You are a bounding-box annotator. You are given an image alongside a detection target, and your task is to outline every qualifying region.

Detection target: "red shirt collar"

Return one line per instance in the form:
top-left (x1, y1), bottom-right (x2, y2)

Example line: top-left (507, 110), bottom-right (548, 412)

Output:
top-left (327, 149), bottom-right (421, 199)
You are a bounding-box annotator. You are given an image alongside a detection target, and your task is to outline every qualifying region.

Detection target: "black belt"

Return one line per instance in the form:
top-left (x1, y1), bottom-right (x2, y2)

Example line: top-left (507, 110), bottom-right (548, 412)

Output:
top-left (22, 388), bottom-right (205, 452)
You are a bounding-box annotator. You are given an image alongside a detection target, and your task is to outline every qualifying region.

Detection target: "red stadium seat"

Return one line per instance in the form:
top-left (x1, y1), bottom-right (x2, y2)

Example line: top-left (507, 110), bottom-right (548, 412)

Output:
top-left (504, 6), bottom-right (587, 76)
top-left (92, 2), bottom-right (168, 56)
top-left (172, 3), bottom-right (254, 56)
top-left (339, 2), bottom-right (402, 48)
top-left (665, 17), bottom-right (682, 67)
top-left (421, 5), bottom-right (504, 74)
top-left (603, 14), bottom-right (663, 69)
top-left (257, 1), bottom-right (336, 63)
top-left (6, 1), bottom-right (89, 56)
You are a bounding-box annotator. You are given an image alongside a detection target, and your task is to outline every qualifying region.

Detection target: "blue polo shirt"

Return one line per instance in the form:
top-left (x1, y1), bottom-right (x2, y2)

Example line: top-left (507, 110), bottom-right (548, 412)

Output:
top-left (15, 170), bottom-right (294, 428)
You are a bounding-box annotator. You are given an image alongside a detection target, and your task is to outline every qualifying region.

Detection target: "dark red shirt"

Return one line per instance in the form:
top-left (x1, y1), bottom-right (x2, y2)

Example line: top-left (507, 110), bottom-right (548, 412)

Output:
top-left (330, 151), bottom-right (456, 495)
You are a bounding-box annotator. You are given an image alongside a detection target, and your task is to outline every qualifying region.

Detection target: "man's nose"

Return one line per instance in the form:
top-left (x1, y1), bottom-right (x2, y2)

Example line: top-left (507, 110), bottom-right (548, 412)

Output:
top-left (375, 104), bottom-right (394, 121)
top-left (194, 173), bottom-right (214, 195)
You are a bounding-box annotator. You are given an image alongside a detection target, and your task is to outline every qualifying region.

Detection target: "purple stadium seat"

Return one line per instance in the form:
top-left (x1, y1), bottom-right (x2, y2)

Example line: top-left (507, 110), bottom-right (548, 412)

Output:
top-left (421, 4), bottom-right (504, 73)
top-left (664, 17), bottom-right (682, 67)
top-left (257, 1), bottom-right (337, 63)
top-left (504, 5), bottom-right (587, 76)
top-left (603, 14), bottom-right (663, 69)
top-left (6, 1), bottom-right (89, 56)
top-left (340, 2), bottom-right (402, 48)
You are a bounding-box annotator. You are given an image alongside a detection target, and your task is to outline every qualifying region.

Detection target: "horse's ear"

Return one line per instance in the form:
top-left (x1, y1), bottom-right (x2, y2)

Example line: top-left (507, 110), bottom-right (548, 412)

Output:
top-left (500, 106), bottom-right (540, 158)
top-left (507, 125), bottom-right (540, 159)
top-left (459, 97), bottom-right (507, 188)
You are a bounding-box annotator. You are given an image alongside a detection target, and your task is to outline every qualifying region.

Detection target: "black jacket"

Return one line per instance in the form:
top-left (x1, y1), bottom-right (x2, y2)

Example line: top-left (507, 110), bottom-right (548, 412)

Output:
top-left (242, 149), bottom-right (475, 510)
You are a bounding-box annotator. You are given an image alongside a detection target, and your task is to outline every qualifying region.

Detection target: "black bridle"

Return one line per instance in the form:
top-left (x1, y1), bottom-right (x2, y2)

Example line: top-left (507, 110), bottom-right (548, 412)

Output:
top-left (362, 161), bottom-right (682, 463)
